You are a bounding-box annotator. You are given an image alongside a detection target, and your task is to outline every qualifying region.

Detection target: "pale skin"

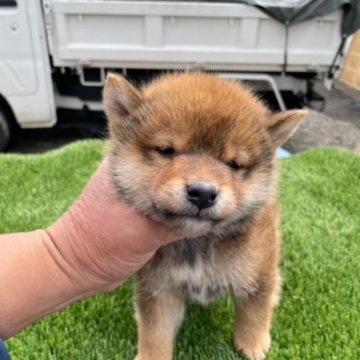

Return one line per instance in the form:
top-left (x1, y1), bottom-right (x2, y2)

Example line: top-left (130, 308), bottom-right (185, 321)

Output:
top-left (0, 159), bottom-right (180, 339)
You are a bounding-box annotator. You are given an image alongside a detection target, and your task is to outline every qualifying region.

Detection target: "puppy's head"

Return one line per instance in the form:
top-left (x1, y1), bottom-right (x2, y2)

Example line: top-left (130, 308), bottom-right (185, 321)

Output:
top-left (104, 72), bottom-right (304, 237)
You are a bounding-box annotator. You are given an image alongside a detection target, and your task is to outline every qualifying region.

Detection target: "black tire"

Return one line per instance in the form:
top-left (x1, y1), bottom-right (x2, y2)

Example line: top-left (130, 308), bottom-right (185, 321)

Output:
top-left (0, 108), bottom-right (11, 151)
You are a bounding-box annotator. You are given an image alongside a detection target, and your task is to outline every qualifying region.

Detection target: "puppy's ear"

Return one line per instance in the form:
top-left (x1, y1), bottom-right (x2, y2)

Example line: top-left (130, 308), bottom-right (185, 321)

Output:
top-left (266, 109), bottom-right (306, 149)
top-left (103, 73), bottom-right (142, 121)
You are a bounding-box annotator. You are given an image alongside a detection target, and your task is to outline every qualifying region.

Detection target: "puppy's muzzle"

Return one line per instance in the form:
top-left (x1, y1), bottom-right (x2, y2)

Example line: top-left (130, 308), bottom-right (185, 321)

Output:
top-left (186, 182), bottom-right (218, 210)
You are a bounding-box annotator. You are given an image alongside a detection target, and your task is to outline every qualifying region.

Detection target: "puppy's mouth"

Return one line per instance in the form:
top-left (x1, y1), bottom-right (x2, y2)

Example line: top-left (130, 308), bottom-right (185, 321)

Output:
top-left (163, 210), bottom-right (218, 223)
top-left (152, 204), bottom-right (220, 224)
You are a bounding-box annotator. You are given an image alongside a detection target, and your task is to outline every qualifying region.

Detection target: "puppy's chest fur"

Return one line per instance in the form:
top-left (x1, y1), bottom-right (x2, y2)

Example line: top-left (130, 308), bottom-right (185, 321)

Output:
top-left (139, 236), bottom-right (257, 304)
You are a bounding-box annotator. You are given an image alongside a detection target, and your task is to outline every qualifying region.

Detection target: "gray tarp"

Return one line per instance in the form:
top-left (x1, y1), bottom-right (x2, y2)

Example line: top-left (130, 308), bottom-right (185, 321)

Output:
top-left (179, 0), bottom-right (360, 36)
top-left (253, 0), bottom-right (360, 36)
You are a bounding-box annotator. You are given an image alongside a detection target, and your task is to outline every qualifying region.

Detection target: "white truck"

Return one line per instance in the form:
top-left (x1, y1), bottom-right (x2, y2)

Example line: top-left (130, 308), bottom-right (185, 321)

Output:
top-left (0, 0), bottom-right (356, 150)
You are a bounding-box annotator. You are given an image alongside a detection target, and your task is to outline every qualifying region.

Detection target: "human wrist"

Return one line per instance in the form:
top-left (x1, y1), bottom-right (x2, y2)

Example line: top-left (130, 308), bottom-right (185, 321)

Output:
top-left (45, 208), bottom-right (118, 293)
top-left (46, 200), bottom-right (160, 293)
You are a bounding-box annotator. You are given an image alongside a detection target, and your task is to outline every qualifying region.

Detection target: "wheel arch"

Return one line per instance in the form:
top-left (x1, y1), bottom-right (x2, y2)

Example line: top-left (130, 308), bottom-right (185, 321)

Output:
top-left (0, 93), bottom-right (18, 130)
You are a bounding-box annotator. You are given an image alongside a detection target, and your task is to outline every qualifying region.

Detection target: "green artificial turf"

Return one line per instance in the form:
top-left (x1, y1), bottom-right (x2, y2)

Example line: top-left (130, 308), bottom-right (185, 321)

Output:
top-left (0, 140), bottom-right (359, 359)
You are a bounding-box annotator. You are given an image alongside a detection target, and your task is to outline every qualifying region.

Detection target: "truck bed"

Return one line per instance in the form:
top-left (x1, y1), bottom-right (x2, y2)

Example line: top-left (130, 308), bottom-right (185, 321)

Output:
top-left (44, 0), bottom-right (342, 72)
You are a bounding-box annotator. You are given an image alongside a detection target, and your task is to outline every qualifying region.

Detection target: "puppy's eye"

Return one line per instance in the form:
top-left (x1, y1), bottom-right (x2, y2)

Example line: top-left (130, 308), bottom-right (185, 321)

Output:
top-left (227, 160), bottom-right (241, 171)
top-left (156, 146), bottom-right (176, 156)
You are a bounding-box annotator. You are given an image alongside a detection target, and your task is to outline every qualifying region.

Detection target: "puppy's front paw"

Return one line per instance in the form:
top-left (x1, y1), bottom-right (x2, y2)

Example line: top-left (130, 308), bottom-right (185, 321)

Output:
top-left (234, 332), bottom-right (271, 360)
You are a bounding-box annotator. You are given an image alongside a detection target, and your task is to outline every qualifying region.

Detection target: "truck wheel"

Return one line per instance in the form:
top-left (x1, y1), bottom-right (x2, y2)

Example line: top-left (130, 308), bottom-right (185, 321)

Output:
top-left (0, 109), bottom-right (11, 151)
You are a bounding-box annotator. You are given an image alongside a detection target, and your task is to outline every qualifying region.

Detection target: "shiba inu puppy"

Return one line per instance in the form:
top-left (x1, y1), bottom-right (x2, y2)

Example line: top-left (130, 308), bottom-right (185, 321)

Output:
top-left (103, 72), bottom-right (304, 360)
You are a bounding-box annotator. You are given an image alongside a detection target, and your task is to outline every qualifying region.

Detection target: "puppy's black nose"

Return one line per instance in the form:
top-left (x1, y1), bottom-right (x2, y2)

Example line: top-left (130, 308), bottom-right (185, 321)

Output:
top-left (186, 182), bottom-right (218, 209)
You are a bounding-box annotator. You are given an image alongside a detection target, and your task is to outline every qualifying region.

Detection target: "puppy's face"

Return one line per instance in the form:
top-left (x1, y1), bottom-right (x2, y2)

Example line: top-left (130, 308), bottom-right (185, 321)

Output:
top-left (104, 73), bottom-right (304, 237)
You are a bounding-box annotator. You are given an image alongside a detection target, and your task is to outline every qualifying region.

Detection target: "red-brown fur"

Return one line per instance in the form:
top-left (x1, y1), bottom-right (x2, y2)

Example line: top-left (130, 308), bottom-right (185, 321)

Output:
top-left (103, 72), bottom-right (304, 360)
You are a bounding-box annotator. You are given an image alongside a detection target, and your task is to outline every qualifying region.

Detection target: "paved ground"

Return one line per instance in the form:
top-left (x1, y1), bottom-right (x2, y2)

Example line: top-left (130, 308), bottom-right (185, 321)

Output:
top-left (285, 80), bottom-right (360, 153)
top-left (316, 81), bottom-right (360, 130)
top-left (7, 80), bottom-right (360, 154)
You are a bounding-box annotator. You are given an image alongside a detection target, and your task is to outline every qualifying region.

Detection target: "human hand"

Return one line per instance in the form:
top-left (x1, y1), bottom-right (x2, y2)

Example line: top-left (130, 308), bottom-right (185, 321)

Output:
top-left (47, 158), bottom-right (181, 293)
top-left (0, 159), bottom-right (182, 339)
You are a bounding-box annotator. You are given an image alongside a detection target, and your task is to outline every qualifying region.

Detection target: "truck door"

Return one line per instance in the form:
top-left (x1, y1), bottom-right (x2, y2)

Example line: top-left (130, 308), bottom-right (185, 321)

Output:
top-left (0, 0), bottom-right (56, 128)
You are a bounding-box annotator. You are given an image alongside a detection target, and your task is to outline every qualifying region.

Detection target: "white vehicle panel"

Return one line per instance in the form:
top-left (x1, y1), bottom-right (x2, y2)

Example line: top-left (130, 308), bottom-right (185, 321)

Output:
top-left (0, 0), bottom-right (56, 128)
top-left (45, 0), bottom-right (342, 72)
top-left (0, 2), bottom-right (38, 95)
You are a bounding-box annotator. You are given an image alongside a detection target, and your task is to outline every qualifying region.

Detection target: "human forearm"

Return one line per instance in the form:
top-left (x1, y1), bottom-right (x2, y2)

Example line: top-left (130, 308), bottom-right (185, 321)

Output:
top-left (0, 229), bottom-right (94, 339)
